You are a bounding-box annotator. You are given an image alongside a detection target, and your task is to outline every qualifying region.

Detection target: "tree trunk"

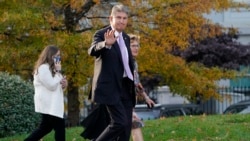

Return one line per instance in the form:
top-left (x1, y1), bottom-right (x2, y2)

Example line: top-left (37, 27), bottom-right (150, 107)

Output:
top-left (67, 80), bottom-right (80, 127)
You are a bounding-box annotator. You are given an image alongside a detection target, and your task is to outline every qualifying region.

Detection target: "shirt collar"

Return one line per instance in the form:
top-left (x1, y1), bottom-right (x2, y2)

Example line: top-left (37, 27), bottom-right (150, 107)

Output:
top-left (115, 31), bottom-right (120, 38)
top-left (111, 26), bottom-right (122, 38)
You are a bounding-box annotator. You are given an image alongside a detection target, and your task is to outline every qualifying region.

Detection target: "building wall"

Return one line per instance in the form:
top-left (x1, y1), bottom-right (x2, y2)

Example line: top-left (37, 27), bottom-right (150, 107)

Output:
top-left (151, 86), bottom-right (190, 105)
top-left (204, 2), bottom-right (250, 45)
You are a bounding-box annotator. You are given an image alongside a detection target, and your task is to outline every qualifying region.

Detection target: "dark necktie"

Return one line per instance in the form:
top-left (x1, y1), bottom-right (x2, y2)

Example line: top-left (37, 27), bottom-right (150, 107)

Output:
top-left (118, 34), bottom-right (133, 80)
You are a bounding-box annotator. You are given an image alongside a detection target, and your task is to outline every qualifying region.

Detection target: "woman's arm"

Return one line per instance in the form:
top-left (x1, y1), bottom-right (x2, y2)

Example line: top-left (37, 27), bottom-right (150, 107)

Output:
top-left (136, 83), bottom-right (155, 108)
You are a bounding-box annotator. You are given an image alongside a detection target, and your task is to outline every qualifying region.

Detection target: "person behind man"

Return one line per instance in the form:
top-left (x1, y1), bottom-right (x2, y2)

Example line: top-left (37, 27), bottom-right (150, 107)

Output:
top-left (88, 4), bottom-right (136, 141)
top-left (24, 45), bottom-right (67, 141)
top-left (129, 34), bottom-right (155, 141)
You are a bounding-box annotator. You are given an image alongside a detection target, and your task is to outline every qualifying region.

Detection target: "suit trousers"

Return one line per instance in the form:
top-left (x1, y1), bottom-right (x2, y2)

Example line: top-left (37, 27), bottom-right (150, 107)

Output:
top-left (95, 78), bottom-right (134, 141)
top-left (24, 114), bottom-right (65, 141)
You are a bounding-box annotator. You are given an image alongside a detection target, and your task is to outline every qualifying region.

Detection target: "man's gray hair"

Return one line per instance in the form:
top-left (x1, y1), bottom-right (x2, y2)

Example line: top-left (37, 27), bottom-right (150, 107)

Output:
top-left (111, 4), bottom-right (129, 16)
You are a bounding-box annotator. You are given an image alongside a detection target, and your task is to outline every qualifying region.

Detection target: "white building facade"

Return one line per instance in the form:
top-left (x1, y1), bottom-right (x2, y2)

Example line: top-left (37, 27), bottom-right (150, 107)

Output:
top-left (204, 0), bottom-right (250, 45)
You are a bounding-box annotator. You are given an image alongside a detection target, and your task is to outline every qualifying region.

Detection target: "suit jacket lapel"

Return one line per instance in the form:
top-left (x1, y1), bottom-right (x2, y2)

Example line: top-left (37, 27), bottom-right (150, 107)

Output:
top-left (114, 40), bottom-right (123, 65)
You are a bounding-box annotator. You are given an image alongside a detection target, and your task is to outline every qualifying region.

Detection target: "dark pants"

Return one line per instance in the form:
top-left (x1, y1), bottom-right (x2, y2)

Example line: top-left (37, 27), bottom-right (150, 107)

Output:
top-left (94, 100), bottom-right (133, 141)
top-left (95, 78), bottom-right (134, 141)
top-left (24, 114), bottom-right (65, 141)
top-left (81, 104), bottom-right (110, 140)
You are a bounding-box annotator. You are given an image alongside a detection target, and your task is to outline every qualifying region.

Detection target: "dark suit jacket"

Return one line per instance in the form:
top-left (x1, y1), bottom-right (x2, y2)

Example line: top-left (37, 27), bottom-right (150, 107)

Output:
top-left (88, 26), bottom-right (136, 106)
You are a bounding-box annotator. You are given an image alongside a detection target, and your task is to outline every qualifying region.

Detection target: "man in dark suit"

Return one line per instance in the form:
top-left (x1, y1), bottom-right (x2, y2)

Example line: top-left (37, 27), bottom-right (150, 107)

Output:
top-left (88, 4), bottom-right (136, 141)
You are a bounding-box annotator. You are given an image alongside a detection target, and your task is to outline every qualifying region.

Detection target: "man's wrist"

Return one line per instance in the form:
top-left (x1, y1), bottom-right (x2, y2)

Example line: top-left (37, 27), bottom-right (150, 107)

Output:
top-left (105, 41), bottom-right (112, 47)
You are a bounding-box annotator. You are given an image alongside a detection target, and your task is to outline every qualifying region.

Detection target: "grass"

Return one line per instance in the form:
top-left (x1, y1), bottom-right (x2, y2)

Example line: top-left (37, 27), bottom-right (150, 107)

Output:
top-left (1, 114), bottom-right (250, 141)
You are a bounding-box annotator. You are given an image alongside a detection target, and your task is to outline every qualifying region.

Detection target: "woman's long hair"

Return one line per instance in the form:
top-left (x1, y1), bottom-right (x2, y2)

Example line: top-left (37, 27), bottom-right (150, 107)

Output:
top-left (33, 45), bottom-right (59, 76)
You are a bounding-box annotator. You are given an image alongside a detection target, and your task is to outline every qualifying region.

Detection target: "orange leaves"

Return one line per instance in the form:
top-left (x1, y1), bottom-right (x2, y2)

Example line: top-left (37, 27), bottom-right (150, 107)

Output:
top-left (0, 0), bottom-right (239, 102)
top-left (70, 0), bottom-right (85, 12)
top-left (131, 0), bottom-right (234, 49)
top-left (128, 0), bottom-right (237, 100)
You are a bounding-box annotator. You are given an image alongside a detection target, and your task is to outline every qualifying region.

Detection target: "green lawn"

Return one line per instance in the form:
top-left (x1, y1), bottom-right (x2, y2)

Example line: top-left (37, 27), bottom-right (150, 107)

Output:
top-left (1, 114), bottom-right (250, 141)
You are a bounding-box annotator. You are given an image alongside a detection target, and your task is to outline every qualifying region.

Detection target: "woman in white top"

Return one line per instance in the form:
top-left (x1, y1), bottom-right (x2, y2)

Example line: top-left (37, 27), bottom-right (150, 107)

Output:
top-left (24, 45), bottom-right (67, 141)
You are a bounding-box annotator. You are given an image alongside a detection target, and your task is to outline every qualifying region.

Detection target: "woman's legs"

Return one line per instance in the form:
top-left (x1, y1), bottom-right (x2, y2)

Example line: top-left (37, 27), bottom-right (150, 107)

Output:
top-left (52, 116), bottom-right (65, 141)
top-left (24, 114), bottom-right (53, 141)
top-left (131, 128), bottom-right (144, 141)
top-left (24, 114), bottom-right (65, 141)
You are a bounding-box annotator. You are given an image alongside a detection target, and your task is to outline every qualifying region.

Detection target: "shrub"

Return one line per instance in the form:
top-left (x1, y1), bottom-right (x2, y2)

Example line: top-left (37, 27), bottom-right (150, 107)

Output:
top-left (0, 72), bottom-right (40, 138)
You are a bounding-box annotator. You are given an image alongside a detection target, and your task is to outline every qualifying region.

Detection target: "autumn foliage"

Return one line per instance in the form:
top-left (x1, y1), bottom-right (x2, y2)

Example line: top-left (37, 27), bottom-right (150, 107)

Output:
top-left (0, 0), bottom-right (241, 125)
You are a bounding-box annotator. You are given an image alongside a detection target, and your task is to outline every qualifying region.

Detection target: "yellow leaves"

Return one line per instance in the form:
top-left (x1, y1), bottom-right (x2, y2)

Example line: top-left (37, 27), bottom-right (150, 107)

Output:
top-left (213, 0), bottom-right (232, 10)
top-left (43, 12), bottom-right (64, 29)
top-left (0, 0), bottom-right (239, 102)
top-left (46, 31), bottom-right (94, 86)
top-left (70, 0), bottom-right (84, 12)
top-left (140, 50), bottom-right (221, 97)
top-left (133, 0), bottom-right (234, 50)
top-left (0, 11), bottom-right (10, 22)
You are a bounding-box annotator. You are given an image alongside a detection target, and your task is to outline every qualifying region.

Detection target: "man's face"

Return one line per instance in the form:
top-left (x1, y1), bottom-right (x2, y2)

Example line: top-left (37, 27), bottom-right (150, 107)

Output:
top-left (110, 11), bottom-right (128, 32)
